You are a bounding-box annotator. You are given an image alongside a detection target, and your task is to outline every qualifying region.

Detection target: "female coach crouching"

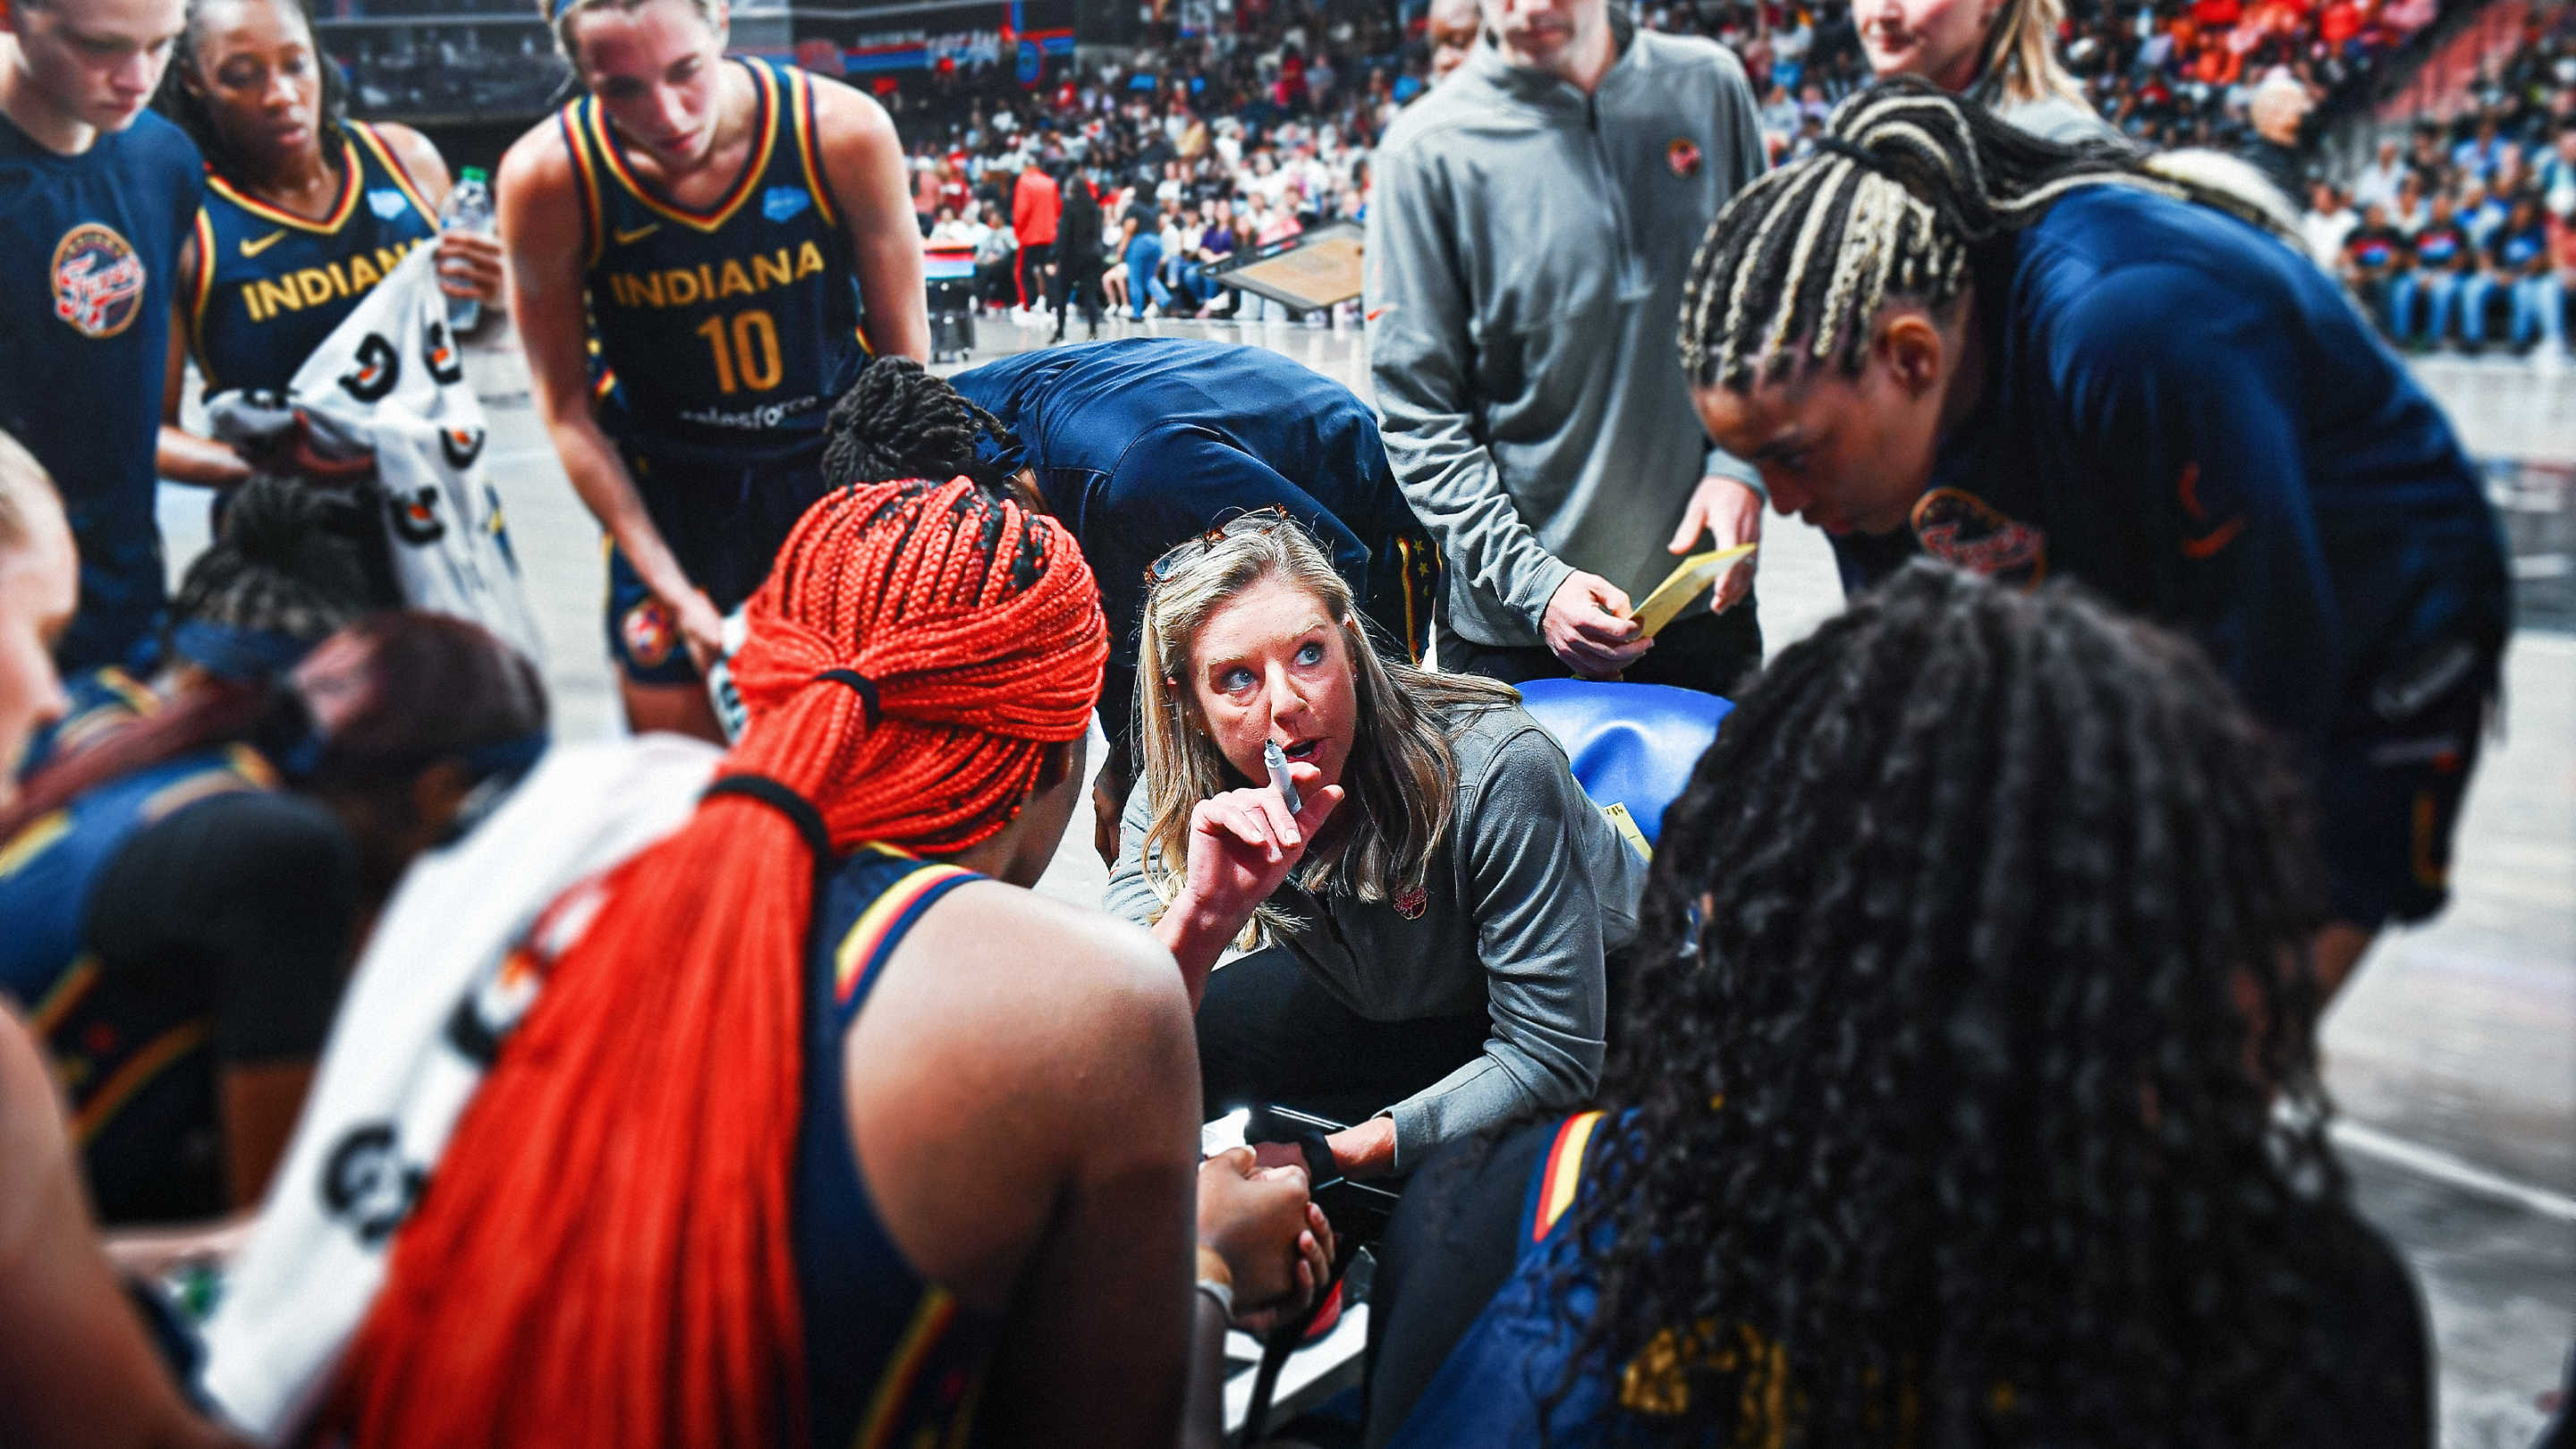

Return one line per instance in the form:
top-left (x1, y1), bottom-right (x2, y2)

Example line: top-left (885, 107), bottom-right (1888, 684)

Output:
top-left (1107, 513), bottom-right (1644, 1181)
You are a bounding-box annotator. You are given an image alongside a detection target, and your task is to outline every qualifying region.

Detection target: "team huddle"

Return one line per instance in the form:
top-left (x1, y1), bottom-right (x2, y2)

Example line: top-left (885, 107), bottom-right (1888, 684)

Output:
top-left (0, 0), bottom-right (2519, 1439)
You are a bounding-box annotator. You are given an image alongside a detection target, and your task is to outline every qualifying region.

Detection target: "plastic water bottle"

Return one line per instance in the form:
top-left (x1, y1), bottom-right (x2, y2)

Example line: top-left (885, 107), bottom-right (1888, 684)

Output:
top-left (441, 167), bottom-right (495, 334)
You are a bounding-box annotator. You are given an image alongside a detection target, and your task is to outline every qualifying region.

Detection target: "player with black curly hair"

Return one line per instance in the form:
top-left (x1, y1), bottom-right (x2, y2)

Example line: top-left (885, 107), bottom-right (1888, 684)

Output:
top-left (1364, 563), bottom-right (2430, 1449)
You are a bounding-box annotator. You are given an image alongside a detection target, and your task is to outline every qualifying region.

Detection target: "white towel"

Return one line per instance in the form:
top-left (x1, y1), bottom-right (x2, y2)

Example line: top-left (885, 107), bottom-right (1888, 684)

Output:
top-left (199, 735), bottom-right (719, 1439)
top-left (204, 245), bottom-right (544, 665)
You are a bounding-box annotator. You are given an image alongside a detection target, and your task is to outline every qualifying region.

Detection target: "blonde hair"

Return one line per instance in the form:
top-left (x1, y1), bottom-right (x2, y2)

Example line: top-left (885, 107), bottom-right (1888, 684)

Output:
top-left (0, 431), bottom-right (62, 554)
top-left (1979, 0), bottom-right (2086, 108)
top-left (1134, 516), bottom-right (1517, 944)
top-left (543, 0), bottom-right (723, 63)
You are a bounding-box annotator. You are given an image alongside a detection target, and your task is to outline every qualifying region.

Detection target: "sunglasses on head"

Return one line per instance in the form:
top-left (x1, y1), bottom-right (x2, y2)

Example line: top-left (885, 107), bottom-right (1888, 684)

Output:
top-left (1142, 504), bottom-right (1297, 586)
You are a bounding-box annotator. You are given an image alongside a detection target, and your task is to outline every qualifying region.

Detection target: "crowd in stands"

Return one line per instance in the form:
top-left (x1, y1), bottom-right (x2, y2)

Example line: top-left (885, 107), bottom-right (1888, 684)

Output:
top-left (890, 0), bottom-right (1398, 322)
top-left (875, 0), bottom-right (2571, 343)
top-left (333, 22), bottom-right (568, 118)
top-left (2312, 11), bottom-right (2576, 355)
top-left (3, 0), bottom-right (2555, 1424)
top-left (294, 0), bottom-right (2571, 345)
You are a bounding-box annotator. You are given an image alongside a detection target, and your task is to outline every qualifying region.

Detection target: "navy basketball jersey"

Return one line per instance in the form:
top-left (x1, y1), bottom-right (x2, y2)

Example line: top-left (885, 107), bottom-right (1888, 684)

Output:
top-left (0, 743), bottom-right (277, 1222)
top-left (562, 57), bottom-right (867, 465)
top-left (187, 122), bottom-right (439, 396)
top-left (0, 108), bottom-right (204, 673)
top-left (795, 844), bottom-right (1001, 1448)
top-left (14, 665), bottom-right (157, 779)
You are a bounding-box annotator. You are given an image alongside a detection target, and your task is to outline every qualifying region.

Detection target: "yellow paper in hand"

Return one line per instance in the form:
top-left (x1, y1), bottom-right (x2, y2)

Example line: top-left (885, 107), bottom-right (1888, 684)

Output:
top-left (1631, 544), bottom-right (1757, 638)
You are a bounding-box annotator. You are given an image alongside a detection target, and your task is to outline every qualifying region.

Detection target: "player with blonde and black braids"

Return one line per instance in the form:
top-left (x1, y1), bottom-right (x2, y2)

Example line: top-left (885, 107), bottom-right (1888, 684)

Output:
top-left (1676, 78), bottom-right (2509, 997)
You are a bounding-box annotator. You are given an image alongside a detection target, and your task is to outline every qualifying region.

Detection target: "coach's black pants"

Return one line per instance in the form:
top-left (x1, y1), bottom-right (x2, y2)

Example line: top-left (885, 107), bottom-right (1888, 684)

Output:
top-left (1198, 948), bottom-right (1488, 1131)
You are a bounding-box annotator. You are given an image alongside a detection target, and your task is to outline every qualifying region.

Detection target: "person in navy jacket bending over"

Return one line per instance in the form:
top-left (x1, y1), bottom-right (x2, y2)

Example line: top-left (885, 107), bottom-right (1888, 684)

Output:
top-left (1681, 80), bottom-right (2509, 998)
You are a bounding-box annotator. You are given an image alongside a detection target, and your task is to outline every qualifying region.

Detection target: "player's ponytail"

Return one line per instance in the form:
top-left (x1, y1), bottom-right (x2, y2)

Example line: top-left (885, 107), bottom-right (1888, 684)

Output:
top-left (327, 479), bottom-right (1106, 1449)
top-left (1680, 77), bottom-right (2302, 393)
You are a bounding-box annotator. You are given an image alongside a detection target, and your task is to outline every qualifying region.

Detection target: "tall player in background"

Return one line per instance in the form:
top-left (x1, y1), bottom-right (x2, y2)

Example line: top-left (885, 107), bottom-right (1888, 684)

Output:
top-left (497, 0), bottom-right (924, 739)
top-left (151, 0), bottom-right (504, 488)
top-left (1, 0), bottom-right (202, 673)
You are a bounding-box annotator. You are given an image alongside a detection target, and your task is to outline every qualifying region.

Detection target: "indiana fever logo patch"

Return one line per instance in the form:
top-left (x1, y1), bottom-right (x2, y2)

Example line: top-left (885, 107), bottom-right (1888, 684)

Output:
top-left (1911, 487), bottom-right (2046, 586)
top-left (1665, 138), bottom-right (1703, 180)
top-left (623, 598), bottom-right (677, 669)
top-left (50, 224), bottom-right (147, 339)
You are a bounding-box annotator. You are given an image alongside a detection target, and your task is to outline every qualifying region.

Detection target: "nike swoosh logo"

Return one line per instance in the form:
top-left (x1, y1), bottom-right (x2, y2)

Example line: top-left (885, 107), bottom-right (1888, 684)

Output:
top-left (613, 222), bottom-right (660, 244)
top-left (241, 229), bottom-right (289, 258)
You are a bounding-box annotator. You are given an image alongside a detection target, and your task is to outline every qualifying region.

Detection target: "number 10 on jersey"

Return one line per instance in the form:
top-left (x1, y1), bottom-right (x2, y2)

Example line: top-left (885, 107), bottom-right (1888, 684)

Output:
top-left (694, 308), bottom-right (783, 393)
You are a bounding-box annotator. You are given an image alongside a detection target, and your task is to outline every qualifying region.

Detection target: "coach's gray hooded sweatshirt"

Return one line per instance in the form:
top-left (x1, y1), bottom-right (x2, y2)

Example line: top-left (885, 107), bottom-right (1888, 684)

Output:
top-left (1366, 13), bottom-right (1767, 647)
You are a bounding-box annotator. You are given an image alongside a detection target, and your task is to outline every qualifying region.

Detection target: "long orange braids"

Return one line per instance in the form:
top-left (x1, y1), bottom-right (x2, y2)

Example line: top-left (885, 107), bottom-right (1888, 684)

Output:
top-left (324, 478), bottom-right (1107, 1449)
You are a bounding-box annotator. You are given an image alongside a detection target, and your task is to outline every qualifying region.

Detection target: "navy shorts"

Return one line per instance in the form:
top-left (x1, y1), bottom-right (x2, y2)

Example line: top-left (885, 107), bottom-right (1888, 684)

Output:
top-left (602, 436), bottom-right (831, 687)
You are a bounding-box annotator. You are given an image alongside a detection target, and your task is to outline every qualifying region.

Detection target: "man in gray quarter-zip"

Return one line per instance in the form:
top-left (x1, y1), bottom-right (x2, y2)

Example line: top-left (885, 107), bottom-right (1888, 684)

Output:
top-left (1368, 0), bottom-right (1768, 693)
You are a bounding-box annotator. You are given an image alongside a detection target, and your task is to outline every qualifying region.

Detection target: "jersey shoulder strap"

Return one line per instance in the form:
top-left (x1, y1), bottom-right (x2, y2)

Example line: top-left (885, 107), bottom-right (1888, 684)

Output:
top-left (774, 58), bottom-right (843, 233)
top-left (557, 95), bottom-right (609, 267)
top-left (824, 844), bottom-right (982, 1019)
top-left (1519, 1109), bottom-right (1606, 1248)
top-left (345, 121), bottom-right (441, 226)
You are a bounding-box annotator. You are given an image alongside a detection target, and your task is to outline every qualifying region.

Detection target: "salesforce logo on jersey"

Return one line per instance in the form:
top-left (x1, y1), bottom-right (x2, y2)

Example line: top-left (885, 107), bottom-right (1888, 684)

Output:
top-left (764, 187), bottom-right (811, 224)
top-left (369, 189), bottom-right (411, 220)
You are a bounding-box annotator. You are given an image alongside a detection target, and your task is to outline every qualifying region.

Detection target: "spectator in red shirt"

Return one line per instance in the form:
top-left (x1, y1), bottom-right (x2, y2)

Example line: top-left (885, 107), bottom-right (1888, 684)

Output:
top-left (1012, 158), bottom-right (1061, 312)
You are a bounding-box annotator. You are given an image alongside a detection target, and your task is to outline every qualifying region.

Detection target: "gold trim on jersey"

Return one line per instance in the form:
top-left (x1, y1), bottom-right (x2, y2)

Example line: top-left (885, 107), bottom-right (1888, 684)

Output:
top-left (206, 135), bottom-right (366, 233)
top-left (187, 208), bottom-right (219, 385)
top-left (350, 121), bottom-right (439, 225)
top-left (787, 65), bottom-right (838, 232)
top-left (72, 1021), bottom-right (215, 1146)
top-left (851, 1287), bottom-right (962, 1449)
top-left (27, 953), bottom-right (97, 1037)
top-left (561, 104), bottom-right (608, 269)
top-left (581, 56), bottom-right (780, 235)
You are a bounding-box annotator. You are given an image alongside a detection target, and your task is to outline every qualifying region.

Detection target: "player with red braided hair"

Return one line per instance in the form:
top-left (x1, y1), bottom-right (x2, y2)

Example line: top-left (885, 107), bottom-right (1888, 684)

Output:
top-left (319, 477), bottom-right (1329, 1449)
